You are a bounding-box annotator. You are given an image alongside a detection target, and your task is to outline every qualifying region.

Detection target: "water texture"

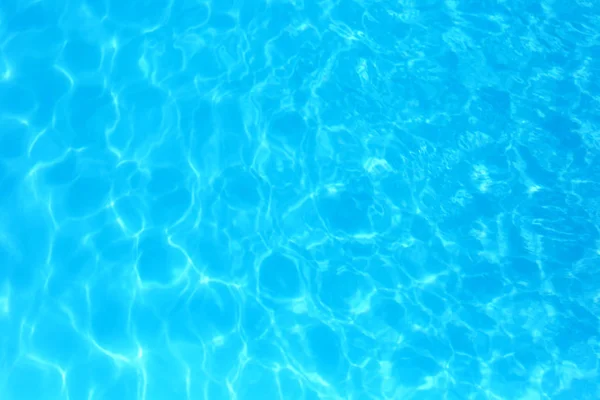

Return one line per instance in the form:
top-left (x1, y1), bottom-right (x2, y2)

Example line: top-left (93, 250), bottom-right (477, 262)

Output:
top-left (1, 0), bottom-right (599, 399)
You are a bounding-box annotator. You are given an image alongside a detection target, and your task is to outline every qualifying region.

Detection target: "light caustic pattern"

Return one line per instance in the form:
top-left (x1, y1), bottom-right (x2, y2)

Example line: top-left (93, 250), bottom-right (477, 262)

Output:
top-left (1, 0), bottom-right (600, 399)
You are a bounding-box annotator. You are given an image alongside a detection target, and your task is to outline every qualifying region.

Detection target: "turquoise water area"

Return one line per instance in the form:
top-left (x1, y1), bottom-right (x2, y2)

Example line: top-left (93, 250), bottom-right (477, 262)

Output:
top-left (1, 0), bottom-right (600, 399)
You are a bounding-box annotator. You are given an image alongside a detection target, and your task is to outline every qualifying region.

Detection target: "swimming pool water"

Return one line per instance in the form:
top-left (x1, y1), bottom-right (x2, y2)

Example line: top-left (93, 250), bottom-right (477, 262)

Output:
top-left (1, 0), bottom-right (599, 399)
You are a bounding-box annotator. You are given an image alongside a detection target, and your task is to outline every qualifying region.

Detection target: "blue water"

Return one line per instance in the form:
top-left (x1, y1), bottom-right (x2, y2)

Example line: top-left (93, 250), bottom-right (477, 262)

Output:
top-left (1, 0), bottom-right (599, 399)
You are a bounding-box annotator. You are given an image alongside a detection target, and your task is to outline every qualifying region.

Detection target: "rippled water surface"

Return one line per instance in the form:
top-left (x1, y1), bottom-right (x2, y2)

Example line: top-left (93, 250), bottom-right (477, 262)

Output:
top-left (1, 0), bottom-right (600, 399)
